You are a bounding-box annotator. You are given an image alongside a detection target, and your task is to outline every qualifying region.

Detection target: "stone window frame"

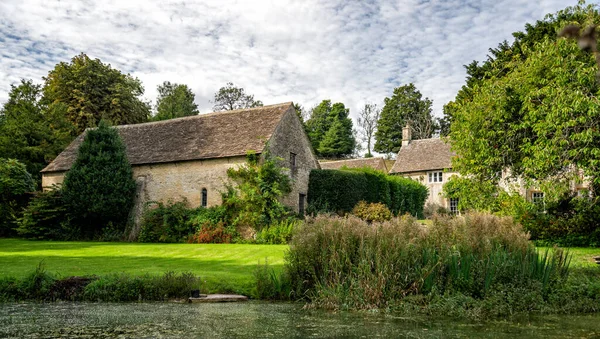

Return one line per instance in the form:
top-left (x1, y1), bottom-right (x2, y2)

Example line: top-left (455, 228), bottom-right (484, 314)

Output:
top-left (201, 188), bottom-right (208, 208)
top-left (428, 171), bottom-right (443, 183)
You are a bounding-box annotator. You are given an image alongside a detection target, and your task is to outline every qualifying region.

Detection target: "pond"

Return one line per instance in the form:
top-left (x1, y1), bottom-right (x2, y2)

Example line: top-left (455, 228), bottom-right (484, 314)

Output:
top-left (1, 302), bottom-right (599, 338)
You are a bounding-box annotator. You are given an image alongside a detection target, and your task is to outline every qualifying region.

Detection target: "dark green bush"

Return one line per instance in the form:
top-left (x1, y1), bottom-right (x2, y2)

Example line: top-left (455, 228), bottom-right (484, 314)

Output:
top-left (62, 120), bottom-right (136, 238)
top-left (138, 200), bottom-right (195, 243)
top-left (0, 158), bottom-right (35, 236)
top-left (17, 187), bottom-right (71, 240)
top-left (307, 168), bottom-right (427, 217)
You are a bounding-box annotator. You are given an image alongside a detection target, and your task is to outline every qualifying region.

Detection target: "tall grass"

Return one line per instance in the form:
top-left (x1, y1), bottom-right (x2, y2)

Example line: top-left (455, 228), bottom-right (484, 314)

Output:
top-left (284, 213), bottom-right (571, 310)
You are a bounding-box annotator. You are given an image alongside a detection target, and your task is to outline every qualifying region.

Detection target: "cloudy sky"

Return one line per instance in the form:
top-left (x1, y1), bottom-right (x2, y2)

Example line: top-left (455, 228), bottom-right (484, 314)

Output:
top-left (0, 0), bottom-right (574, 122)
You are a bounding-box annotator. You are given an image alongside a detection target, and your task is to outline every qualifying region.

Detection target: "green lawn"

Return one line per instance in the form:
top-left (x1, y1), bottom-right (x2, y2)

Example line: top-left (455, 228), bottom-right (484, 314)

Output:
top-left (0, 239), bottom-right (286, 295)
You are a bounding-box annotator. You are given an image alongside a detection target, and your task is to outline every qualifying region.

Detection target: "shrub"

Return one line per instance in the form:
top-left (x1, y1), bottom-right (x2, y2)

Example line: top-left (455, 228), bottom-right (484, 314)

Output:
top-left (443, 176), bottom-right (499, 213)
top-left (351, 201), bottom-right (392, 223)
top-left (254, 219), bottom-right (298, 244)
top-left (138, 199), bottom-right (195, 243)
top-left (187, 221), bottom-right (235, 244)
top-left (284, 213), bottom-right (569, 310)
top-left (17, 187), bottom-right (71, 240)
top-left (62, 120), bottom-right (136, 238)
top-left (254, 260), bottom-right (292, 300)
top-left (0, 158), bottom-right (35, 236)
top-left (307, 168), bottom-right (427, 217)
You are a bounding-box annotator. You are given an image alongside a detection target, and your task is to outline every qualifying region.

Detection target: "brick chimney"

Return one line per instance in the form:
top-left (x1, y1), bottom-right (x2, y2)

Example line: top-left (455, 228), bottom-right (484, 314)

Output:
top-left (402, 124), bottom-right (411, 147)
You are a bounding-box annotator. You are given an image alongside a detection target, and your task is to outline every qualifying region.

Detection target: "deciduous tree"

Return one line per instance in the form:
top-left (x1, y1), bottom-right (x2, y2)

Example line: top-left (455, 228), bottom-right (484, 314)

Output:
top-left (153, 81), bottom-right (199, 121)
top-left (357, 103), bottom-right (380, 157)
top-left (212, 82), bottom-right (263, 111)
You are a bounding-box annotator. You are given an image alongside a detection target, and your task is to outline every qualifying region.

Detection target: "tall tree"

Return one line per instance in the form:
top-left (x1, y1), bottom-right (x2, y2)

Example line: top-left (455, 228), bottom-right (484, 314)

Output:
top-left (42, 53), bottom-right (150, 135)
top-left (62, 120), bottom-right (136, 237)
top-left (374, 84), bottom-right (436, 154)
top-left (153, 81), bottom-right (199, 121)
top-left (357, 103), bottom-right (380, 158)
top-left (0, 158), bottom-right (35, 236)
top-left (212, 82), bottom-right (263, 111)
top-left (0, 80), bottom-right (73, 183)
top-left (292, 102), bottom-right (307, 124)
top-left (449, 3), bottom-right (600, 193)
top-left (305, 100), bottom-right (356, 158)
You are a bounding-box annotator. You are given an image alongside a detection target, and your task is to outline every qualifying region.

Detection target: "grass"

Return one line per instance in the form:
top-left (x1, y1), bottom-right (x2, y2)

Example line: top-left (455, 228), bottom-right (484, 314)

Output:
top-left (549, 247), bottom-right (599, 268)
top-left (0, 239), bottom-right (286, 295)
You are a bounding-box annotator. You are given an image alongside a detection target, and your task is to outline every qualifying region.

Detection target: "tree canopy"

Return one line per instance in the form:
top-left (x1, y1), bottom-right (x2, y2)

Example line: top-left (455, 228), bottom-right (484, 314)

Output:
top-left (153, 81), bottom-right (199, 121)
top-left (374, 84), bottom-right (436, 154)
top-left (212, 82), bottom-right (263, 111)
top-left (62, 120), bottom-right (136, 237)
top-left (304, 100), bottom-right (356, 158)
top-left (0, 158), bottom-right (35, 235)
top-left (448, 3), bottom-right (600, 192)
top-left (42, 53), bottom-right (150, 135)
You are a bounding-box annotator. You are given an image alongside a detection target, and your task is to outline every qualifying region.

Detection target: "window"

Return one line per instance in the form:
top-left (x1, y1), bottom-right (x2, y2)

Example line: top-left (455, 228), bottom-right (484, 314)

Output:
top-left (531, 192), bottom-right (544, 206)
top-left (449, 198), bottom-right (459, 214)
top-left (428, 171), bottom-right (443, 183)
top-left (290, 152), bottom-right (297, 173)
top-left (201, 188), bottom-right (208, 208)
top-left (299, 193), bottom-right (306, 215)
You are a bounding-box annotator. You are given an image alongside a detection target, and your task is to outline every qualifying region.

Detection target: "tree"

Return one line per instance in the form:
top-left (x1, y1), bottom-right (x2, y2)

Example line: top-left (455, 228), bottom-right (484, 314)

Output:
top-left (42, 53), bottom-right (150, 135)
top-left (0, 80), bottom-right (73, 183)
top-left (153, 81), bottom-right (199, 121)
top-left (374, 84), bottom-right (436, 154)
top-left (292, 102), bottom-right (307, 124)
top-left (212, 82), bottom-right (263, 111)
top-left (449, 3), bottom-right (600, 193)
top-left (0, 158), bottom-right (35, 236)
top-left (305, 100), bottom-right (356, 158)
top-left (357, 103), bottom-right (380, 157)
top-left (62, 121), bottom-right (136, 237)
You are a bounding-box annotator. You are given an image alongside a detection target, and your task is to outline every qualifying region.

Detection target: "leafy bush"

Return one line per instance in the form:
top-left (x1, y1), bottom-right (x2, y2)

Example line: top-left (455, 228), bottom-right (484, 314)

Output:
top-left (443, 176), bottom-right (499, 213)
top-left (254, 219), bottom-right (298, 244)
top-left (187, 221), bottom-right (235, 244)
top-left (351, 201), bottom-right (392, 223)
top-left (138, 200), bottom-right (195, 243)
top-left (17, 187), bottom-right (71, 240)
top-left (62, 121), bottom-right (136, 238)
top-left (308, 168), bottom-right (427, 217)
top-left (284, 213), bottom-right (570, 310)
top-left (0, 158), bottom-right (35, 236)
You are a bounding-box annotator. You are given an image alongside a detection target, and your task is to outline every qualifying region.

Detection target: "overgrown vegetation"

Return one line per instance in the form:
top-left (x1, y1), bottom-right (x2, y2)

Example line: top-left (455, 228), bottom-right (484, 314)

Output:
top-left (252, 213), bottom-right (600, 317)
top-left (0, 158), bottom-right (35, 236)
top-left (307, 168), bottom-right (427, 217)
top-left (0, 263), bottom-right (201, 302)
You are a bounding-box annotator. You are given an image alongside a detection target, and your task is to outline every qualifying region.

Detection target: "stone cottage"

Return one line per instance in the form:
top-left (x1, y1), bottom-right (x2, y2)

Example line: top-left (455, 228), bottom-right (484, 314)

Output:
top-left (41, 102), bottom-right (319, 217)
top-left (319, 157), bottom-right (390, 172)
top-left (388, 125), bottom-right (459, 212)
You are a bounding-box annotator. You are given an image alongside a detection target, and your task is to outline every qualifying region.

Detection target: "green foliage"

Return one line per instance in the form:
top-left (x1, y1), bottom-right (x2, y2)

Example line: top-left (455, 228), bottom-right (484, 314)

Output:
top-left (443, 176), bottom-right (500, 212)
top-left (374, 84), bottom-right (437, 154)
top-left (0, 80), bottom-right (73, 183)
top-left (42, 53), bottom-right (150, 135)
top-left (62, 121), bottom-right (136, 238)
top-left (212, 82), bottom-right (263, 111)
top-left (138, 200), bottom-right (196, 243)
top-left (17, 187), bottom-right (71, 240)
top-left (307, 168), bottom-right (427, 218)
top-left (254, 219), bottom-right (298, 244)
top-left (223, 152), bottom-right (293, 231)
top-left (284, 213), bottom-right (570, 311)
top-left (305, 100), bottom-right (356, 158)
top-left (351, 201), bottom-right (392, 223)
top-left (153, 81), bottom-right (199, 121)
top-left (254, 260), bottom-right (292, 300)
top-left (0, 158), bottom-right (35, 236)
top-left (448, 4), bottom-right (600, 190)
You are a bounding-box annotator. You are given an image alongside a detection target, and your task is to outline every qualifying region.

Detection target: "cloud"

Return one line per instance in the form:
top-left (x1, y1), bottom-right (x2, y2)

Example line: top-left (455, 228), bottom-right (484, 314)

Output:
top-left (0, 0), bottom-right (572, 125)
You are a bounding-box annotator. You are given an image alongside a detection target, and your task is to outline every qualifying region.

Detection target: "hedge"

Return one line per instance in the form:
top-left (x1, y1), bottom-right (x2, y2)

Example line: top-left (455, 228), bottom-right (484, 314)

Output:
top-left (307, 168), bottom-right (428, 218)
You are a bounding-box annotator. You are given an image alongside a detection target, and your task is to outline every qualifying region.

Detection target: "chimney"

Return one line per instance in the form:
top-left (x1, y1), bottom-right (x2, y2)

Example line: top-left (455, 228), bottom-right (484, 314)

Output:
top-left (402, 124), bottom-right (411, 147)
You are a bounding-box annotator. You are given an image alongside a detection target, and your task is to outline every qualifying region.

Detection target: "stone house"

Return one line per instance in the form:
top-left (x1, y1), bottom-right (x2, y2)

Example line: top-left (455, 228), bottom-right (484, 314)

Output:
top-left (389, 125), bottom-right (591, 213)
top-left (388, 125), bottom-right (460, 212)
top-left (319, 157), bottom-right (389, 172)
top-left (41, 102), bottom-right (319, 218)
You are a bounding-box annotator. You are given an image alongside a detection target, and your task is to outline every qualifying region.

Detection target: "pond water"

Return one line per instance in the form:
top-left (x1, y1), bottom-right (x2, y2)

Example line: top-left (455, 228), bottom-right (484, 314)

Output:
top-left (1, 302), bottom-right (599, 338)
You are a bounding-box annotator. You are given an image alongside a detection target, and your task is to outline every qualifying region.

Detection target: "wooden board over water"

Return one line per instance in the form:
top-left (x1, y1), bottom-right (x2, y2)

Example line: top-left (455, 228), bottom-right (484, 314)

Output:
top-left (188, 294), bottom-right (248, 303)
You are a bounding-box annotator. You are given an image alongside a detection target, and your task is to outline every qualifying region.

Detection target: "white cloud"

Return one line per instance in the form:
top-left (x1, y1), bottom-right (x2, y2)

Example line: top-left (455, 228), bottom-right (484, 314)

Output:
top-left (0, 0), bottom-right (573, 124)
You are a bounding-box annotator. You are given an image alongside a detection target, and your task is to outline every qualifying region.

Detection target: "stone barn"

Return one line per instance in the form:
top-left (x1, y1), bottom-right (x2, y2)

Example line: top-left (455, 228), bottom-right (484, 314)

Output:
top-left (41, 102), bottom-right (319, 218)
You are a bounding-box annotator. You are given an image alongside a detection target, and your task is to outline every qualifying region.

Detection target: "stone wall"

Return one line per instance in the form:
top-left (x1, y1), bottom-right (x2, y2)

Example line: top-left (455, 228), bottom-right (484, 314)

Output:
top-left (266, 107), bottom-right (320, 213)
top-left (401, 170), bottom-right (460, 208)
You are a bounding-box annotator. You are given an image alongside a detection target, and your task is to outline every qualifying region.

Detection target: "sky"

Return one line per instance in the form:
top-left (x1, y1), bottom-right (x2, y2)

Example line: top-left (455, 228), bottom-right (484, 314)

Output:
top-left (0, 0), bottom-right (575, 124)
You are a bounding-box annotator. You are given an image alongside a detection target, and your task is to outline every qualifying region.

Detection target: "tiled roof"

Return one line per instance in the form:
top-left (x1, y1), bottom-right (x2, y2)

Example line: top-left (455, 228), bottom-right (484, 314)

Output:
top-left (42, 102), bottom-right (293, 172)
top-left (389, 138), bottom-right (455, 174)
top-left (319, 157), bottom-right (389, 172)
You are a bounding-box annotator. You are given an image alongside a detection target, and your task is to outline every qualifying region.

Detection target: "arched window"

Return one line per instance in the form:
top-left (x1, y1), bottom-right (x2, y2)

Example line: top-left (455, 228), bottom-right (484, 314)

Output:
top-left (201, 188), bottom-right (208, 208)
